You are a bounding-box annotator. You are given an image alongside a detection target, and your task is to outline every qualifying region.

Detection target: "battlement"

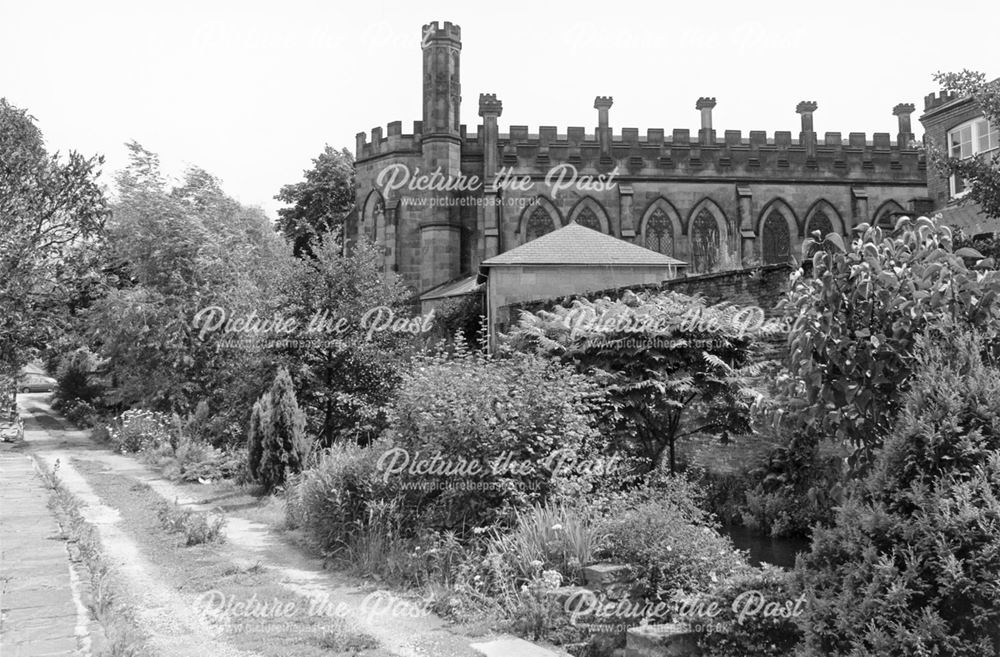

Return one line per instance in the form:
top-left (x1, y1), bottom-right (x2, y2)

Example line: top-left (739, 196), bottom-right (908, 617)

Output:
top-left (483, 125), bottom-right (924, 179)
top-left (421, 21), bottom-right (461, 47)
top-left (357, 119), bottom-right (926, 176)
top-left (479, 93), bottom-right (503, 117)
top-left (493, 125), bottom-right (917, 149)
top-left (924, 90), bottom-right (958, 112)
top-left (356, 121), bottom-right (424, 159)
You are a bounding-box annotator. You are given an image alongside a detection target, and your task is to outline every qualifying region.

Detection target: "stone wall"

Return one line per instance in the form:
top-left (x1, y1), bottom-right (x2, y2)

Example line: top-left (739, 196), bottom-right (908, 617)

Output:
top-left (499, 263), bottom-right (793, 335)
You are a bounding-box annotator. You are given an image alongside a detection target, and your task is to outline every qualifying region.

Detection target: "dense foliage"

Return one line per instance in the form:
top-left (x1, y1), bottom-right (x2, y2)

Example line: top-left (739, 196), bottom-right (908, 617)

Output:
top-left (249, 367), bottom-right (311, 492)
top-left (509, 290), bottom-right (763, 473)
top-left (280, 235), bottom-right (416, 446)
top-left (794, 329), bottom-right (1000, 656)
top-left (274, 145), bottom-right (355, 257)
top-left (0, 98), bottom-right (109, 411)
top-left (783, 216), bottom-right (1000, 468)
top-left (385, 343), bottom-right (609, 533)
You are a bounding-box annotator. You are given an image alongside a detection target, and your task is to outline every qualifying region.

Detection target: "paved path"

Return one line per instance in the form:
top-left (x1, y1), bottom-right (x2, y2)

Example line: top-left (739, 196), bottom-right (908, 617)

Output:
top-left (0, 442), bottom-right (86, 657)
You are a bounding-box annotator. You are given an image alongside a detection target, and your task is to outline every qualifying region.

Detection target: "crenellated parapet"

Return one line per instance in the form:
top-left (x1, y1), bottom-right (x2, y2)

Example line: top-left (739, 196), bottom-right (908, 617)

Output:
top-left (355, 121), bottom-right (425, 160)
top-left (482, 127), bottom-right (923, 181)
top-left (924, 90), bottom-right (958, 112)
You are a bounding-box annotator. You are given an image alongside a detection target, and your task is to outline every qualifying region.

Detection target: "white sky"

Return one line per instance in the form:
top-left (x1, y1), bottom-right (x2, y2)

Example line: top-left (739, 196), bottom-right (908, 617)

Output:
top-left (2, 0), bottom-right (996, 218)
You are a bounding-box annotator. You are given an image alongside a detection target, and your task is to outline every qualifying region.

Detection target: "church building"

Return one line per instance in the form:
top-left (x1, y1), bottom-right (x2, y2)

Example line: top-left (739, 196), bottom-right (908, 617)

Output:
top-left (349, 21), bottom-right (931, 310)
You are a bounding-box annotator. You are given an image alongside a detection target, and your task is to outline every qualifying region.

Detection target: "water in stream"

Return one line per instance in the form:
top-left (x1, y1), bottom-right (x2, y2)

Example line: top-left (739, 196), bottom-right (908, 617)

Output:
top-left (722, 524), bottom-right (811, 569)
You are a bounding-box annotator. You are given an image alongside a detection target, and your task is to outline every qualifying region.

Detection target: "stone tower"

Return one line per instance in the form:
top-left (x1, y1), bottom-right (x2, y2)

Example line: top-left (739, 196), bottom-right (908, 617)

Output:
top-left (416, 21), bottom-right (462, 292)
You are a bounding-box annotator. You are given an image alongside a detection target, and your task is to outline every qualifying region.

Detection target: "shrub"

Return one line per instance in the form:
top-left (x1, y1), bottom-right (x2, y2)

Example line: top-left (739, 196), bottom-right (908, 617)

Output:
top-left (253, 367), bottom-right (311, 492)
top-left (107, 409), bottom-right (172, 454)
top-left (62, 399), bottom-right (98, 428)
top-left (695, 566), bottom-right (804, 657)
top-left (385, 346), bottom-right (607, 534)
top-left (246, 394), bottom-right (269, 483)
top-left (508, 290), bottom-right (762, 474)
top-left (156, 501), bottom-right (226, 546)
top-left (290, 439), bottom-right (390, 554)
top-left (783, 216), bottom-right (1000, 468)
top-left (739, 430), bottom-right (844, 539)
top-left (52, 348), bottom-right (100, 408)
top-left (592, 476), bottom-right (748, 601)
top-left (794, 329), bottom-right (1000, 656)
top-left (142, 433), bottom-right (243, 482)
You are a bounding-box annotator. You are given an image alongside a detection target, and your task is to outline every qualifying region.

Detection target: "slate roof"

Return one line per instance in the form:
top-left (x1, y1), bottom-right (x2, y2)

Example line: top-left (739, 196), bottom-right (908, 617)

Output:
top-left (419, 275), bottom-right (481, 301)
top-left (480, 222), bottom-right (687, 267)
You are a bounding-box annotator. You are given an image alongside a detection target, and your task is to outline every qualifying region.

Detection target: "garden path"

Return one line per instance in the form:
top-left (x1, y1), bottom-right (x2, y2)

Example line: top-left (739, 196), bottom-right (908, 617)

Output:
top-left (13, 395), bottom-right (566, 657)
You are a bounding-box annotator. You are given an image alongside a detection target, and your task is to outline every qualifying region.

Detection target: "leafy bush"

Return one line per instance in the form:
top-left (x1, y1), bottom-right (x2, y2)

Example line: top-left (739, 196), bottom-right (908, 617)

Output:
top-left (142, 433), bottom-right (243, 483)
top-left (107, 409), bottom-right (172, 453)
top-left (794, 329), bottom-right (1000, 656)
top-left (289, 439), bottom-right (391, 553)
top-left (508, 290), bottom-right (762, 474)
top-left (739, 430), bottom-right (844, 539)
top-left (62, 399), bottom-right (98, 428)
top-left (386, 345), bottom-right (607, 534)
top-left (695, 566), bottom-right (804, 657)
top-left (52, 348), bottom-right (101, 408)
top-left (249, 367), bottom-right (312, 492)
top-left (592, 476), bottom-right (748, 600)
top-left (783, 216), bottom-right (1000, 468)
top-left (156, 501), bottom-right (226, 546)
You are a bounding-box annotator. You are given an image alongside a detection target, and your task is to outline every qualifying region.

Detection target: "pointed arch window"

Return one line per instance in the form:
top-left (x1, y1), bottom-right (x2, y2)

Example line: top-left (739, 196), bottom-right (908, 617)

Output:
top-left (525, 206), bottom-right (555, 241)
top-left (691, 209), bottom-right (720, 273)
top-left (808, 210), bottom-right (833, 238)
top-left (576, 206), bottom-right (602, 231)
top-left (644, 208), bottom-right (674, 256)
top-left (762, 212), bottom-right (791, 265)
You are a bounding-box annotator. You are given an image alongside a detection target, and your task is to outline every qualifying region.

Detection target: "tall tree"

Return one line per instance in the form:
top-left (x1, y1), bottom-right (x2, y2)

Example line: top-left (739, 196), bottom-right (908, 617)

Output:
top-left (0, 98), bottom-right (109, 412)
top-left (280, 233), bottom-right (415, 446)
top-left (274, 146), bottom-right (355, 257)
top-left (86, 142), bottom-right (290, 433)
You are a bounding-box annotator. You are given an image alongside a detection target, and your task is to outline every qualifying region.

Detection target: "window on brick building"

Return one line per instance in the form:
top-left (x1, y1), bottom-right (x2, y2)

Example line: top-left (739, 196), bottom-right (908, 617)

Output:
top-left (948, 118), bottom-right (999, 197)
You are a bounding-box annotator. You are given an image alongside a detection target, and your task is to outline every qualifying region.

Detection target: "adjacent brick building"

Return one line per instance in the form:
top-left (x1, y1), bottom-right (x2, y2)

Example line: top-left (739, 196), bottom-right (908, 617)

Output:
top-left (919, 89), bottom-right (999, 236)
top-left (349, 20), bottom-right (931, 303)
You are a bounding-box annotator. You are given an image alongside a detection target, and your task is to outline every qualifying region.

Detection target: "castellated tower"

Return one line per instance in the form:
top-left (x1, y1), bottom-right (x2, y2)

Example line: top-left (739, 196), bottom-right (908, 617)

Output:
top-left (415, 21), bottom-right (463, 293)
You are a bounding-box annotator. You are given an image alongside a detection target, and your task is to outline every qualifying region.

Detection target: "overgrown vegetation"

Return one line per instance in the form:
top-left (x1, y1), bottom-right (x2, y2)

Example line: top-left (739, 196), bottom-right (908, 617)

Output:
top-left (793, 329), bottom-right (1000, 656)
top-left (156, 500), bottom-right (227, 546)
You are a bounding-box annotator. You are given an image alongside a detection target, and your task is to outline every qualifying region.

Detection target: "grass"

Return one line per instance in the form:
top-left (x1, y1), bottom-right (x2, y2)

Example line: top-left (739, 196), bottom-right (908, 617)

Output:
top-left (41, 461), bottom-right (149, 657)
top-left (488, 503), bottom-right (597, 585)
top-left (73, 460), bottom-right (391, 657)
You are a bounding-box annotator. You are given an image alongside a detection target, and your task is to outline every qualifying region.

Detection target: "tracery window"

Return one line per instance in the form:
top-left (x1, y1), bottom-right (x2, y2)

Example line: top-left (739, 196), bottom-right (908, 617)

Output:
top-left (644, 208), bottom-right (674, 256)
top-left (576, 207), bottom-right (602, 231)
top-left (525, 206), bottom-right (554, 241)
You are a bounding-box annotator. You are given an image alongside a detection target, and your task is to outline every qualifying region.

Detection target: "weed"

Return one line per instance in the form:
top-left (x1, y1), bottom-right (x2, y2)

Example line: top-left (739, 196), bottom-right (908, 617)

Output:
top-left (156, 500), bottom-right (226, 546)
